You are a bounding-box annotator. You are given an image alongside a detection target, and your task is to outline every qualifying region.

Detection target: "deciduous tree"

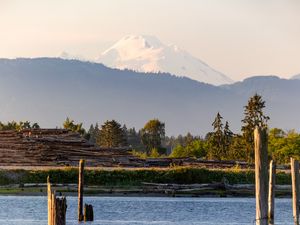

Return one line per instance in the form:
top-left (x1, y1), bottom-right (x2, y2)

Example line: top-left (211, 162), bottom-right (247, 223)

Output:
top-left (63, 117), bottom-right (85, 135)
top-left (140, 119), bottom-right (165, 154)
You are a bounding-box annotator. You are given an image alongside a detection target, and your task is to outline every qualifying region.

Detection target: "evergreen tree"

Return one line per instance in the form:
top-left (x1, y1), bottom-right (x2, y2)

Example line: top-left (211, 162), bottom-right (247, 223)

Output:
top-left (122, 125), bottom-right (127, 133)
top-left (97, 120), bottom-right (127, 148)
top-left (184, 132), bottom-right (194, 146)
top-left (209, 112), bottom-right (224, 160)
top-left (126, 127), bottom-right (143, 150)
top-left (224, 121), bottom-right (234, 150)
top-left (176, 134), bottom-right (185, 146)
top-left (228, 134), bottom-right (247, 160)
top-left (241, 94), bottom-right (270, 162)
top-left (86, 123), bottom-right (100, 143)
top-left (32, 123), bottom-right (40, 129)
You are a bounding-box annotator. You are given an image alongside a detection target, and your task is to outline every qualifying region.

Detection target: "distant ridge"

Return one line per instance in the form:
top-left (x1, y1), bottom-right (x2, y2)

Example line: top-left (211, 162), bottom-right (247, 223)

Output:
top-left (291, 74), bottom-right (300, 80)
top-left (0, 58), bottom-right (300, 135)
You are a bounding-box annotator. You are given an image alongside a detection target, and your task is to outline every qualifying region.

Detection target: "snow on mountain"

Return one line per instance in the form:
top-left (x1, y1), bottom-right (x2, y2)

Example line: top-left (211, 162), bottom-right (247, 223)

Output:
top-left (97, 35), bottom-right (233, 86)
top-left (291, 74), bottom-right (300, 80)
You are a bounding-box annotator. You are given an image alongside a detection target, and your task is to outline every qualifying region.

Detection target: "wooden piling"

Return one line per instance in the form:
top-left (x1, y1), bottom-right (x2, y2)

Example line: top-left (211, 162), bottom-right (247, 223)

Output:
top-left (291, 158), bottom-right (300, 225)
top-left (84, 204), bottom-right (94, 221)
top-left (254, 127), bottom-right (269, 225)
top-left (78, 159), bottom-right (85, 221)
top-left (48, 176), bottom-right (53, 225)
top-left (55, 197), bottom-right (67, 225)
top-left (52, 193), bottom-right (56, 225)
top-left (47, 177), bottom-right (67, 225)
top-left (268, 160), bottom-right (276, 225)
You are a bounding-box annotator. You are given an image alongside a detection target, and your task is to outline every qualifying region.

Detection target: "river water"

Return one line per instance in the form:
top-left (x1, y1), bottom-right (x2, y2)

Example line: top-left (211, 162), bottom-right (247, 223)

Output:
top-left (0, 196), bottom-right (295, 225)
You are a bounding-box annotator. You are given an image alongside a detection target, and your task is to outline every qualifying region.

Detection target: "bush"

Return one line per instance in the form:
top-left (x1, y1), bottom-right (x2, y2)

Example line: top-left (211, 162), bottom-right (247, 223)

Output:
top-left (0, 167), bottom-right (291, 186)
top-left (170, 140), bottom-right (207, 158)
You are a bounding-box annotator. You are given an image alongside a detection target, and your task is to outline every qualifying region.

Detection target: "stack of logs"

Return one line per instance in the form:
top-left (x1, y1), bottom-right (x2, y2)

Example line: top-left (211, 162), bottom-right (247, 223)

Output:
top-left (0, 129), bottom-right (144, 167)
top-left (0, 128), bottom-right (254, 168)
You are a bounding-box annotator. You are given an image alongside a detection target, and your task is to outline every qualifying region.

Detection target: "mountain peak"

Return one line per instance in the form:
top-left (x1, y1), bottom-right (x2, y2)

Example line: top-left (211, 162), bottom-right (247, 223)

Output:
top-left (98, 35), bottom-right (233, 85)
top-left (101, 34), bottom-right (164, 64)
top-left (116, 34), bottom-right (164, 49)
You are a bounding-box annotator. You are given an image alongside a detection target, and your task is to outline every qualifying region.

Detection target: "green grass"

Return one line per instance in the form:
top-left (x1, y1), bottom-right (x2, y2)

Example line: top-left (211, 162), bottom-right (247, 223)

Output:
top-left (0, 167), bottom-right (292, 186)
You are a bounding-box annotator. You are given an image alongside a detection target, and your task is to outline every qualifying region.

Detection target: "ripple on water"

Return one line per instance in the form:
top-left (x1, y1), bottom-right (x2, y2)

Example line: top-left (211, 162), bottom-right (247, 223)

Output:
top-left (0, 196), bottom-right (295, 225)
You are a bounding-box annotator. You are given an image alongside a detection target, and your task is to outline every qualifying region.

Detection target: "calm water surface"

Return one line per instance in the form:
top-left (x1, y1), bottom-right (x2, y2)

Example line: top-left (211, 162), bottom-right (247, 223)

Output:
top-left (0, 196), bottom-right (294, 225)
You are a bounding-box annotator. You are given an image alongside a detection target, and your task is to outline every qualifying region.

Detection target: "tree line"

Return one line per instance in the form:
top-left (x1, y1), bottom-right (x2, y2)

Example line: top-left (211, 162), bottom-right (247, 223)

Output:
top-left (0, 93), bottom-right (298, 163)
top-left (170, 94), bottom-right (270, 162)
top-left (81, 119), bottom-right (166, 156)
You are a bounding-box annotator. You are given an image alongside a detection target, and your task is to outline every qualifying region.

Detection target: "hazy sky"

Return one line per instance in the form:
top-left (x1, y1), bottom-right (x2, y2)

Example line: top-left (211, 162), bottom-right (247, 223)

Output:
top-left (1, 0), bottom-right (300, 81)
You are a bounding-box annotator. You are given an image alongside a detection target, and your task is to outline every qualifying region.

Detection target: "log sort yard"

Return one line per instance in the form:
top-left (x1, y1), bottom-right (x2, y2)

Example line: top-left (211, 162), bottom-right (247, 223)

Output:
top-left (0, 128), bottom-right (293, 198)
top-left (0, 129), bottom-right (144, 167)
top-left (0, 128), bottom-right (253, 169)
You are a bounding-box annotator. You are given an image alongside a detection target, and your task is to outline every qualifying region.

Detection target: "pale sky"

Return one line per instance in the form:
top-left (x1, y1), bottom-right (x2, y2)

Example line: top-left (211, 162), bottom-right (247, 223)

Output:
top-left (1, 0), bottom-right (300, 81)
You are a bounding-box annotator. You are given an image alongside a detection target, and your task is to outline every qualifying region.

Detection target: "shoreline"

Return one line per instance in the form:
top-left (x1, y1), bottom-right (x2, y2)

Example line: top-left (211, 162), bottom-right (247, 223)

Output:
top-left (0, 184), bottom-right (292, 198)
top-left (0, 166), bottom-right (292, 198)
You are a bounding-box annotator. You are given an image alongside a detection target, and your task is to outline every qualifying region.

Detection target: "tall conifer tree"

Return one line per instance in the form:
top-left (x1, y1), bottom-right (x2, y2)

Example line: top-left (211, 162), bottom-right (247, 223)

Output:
top-left (209, 112), bottom-right (224, 159)
top-left (241, 94), bottom-right (269, 162)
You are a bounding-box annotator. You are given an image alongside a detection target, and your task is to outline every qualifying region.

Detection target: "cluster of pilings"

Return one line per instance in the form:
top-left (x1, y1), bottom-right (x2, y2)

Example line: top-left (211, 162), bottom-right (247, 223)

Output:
top-left (47, 159), bottom-right (93, 225)
top-left (46, 127), bottom-right (300, 225)
top-left (254, 127), bottom-right (300, 225)
top-left (47, 177), bottom-right (67, 225)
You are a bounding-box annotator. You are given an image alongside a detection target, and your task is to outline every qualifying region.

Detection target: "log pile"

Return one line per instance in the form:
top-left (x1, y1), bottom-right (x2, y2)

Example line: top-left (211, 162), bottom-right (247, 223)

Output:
top-left (0, 129), bottom-right (144, 167)
top-left (0, 129), bottom-right (252, 168)
top-left (145, 158), bottom-right (252, 169)
top-left (141, 182), bottom-right (256, 195)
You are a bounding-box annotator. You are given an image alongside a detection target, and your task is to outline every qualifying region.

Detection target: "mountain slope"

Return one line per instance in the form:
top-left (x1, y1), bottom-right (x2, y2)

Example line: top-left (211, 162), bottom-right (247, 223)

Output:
top-left (97, 35), bottom-right (233, 86)
top-left (0, 58), bottom-right (299, 135)
top-left (221, 76), bottom-right (300, 131)
top-left (291, 74), bottom-right (300, 80)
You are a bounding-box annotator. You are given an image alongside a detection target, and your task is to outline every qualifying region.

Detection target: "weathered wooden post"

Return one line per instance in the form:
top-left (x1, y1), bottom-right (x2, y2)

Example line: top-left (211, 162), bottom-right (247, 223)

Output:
top-left (78, 159), bottom-right (85, 221)
top-left (51, 192), bottom-right (56, 225)
top-left (254, 127), bottom-right (269, 225)
top-left (268, 160), bottom-right (276, 225)
top-left (84, 204), bottom-right (94, 221)
top-left (291, 158), bottom-right (300, 225)
top-left (47, 177), bottom-right (67, 225)
top-left (55, 197), bottom-right (67, 225)
top-left (48, 176), bottom-right (52, 225)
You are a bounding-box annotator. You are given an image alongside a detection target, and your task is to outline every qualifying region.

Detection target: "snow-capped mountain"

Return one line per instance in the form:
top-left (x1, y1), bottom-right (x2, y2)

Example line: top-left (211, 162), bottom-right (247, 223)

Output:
top-left (97, 35), bottom-right (233, 85)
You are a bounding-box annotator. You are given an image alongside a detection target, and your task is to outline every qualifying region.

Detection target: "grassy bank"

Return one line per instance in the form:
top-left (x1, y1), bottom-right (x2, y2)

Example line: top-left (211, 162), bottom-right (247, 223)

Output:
top-left (0, 167), bottom-right (291, 186)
